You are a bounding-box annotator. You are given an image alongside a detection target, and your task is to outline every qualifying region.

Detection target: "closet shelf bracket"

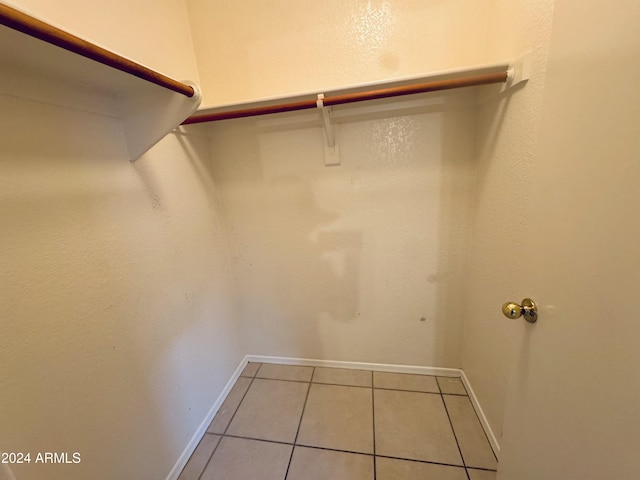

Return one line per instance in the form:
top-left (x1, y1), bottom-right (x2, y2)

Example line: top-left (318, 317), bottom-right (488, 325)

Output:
top-left (317, 94), bottom-right (340, 166)
top-left (0, 3), bottom-right (202, 161)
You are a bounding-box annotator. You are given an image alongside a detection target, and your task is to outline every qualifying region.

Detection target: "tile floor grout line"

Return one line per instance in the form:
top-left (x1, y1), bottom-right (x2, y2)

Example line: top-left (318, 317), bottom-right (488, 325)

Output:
top-left (373, 386), bottom-right (443, 395)
top-left (221, 376), bottom-right (256, 436)
top-left (459, 379), bottom-right (469, 396)
top-left (314, 380), bottom-right (374, 388)
top-left (195, 434), bottom-right (223, 480)
top-left (295, 444), bottom-right (371, 458)
top-left (254, 377), bottom-right (310, 383)
top-left (217, 432), bottom-right (472, 471)
top-left (283, 366), bottom-right (314, 480)
top-left (216, 432), bottom-right (487, 471)
top-left (209, 432), bottom-right (485, 471)
top-left (253, 377), bottom-right (371, 388)
top-left (296, 443), bottom-right (473, 470)
top-left (196, 376), bottom-right (257, 480)
top-left (194, 375), bottom-right (254, 480)
top-left (222, 433), bottom-right (294, 447)
top-left (440, 392), bottom-right (471, 480)
top-left (220, 433), bottom-right (371, 457)
top-left (437, 376), bottom-right (469, 396)
top-left (444, 393), bottom-right (499, 463)
top-left (375, 453), bottom-right (471, 470)
top-left (371, 370), bottom-right (377, 480)
top-left (245, 376), bottom-right (468, 396)
top-left (466, 466), bottom-right (500, 472)
top-left (194, 365), bottom-right (268, 478)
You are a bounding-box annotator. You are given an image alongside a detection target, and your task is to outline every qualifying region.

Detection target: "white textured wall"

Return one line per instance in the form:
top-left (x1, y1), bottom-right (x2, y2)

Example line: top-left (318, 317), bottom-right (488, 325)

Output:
top-left (187, 0), bottom-right (490, 107)
top-left (461, 0), bottom-right (555, 446)
top-left (0, 2), bottom-right (241, 480)
top-left (187, 0), bottom-right (494, 370)
top-left (209, 94), bottom-right (478, 367)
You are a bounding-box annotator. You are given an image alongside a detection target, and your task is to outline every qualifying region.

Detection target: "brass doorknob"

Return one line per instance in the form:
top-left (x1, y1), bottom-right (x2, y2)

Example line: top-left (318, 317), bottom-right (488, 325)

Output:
top-left (502, 298), bottom-right (538, 323)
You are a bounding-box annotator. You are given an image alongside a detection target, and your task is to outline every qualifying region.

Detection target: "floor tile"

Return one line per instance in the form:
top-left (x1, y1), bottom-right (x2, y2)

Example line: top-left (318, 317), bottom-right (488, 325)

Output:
top-left (468, 468), bottom-right (498, 480)
top-left (207, 377), bottom-right (252, 434)
top-left (256, 363), bottom-right (314, 382)
top-left (437, 376), bottom-right (467, 395)
top-left (312, 367), bottom-right (372, 387)
top-left (227, 379), bottom-right (308, 442)
top-left (286, 446), bottom-right (374, 480)
top-left (200, 437), bottom-right (291, 480)
top-left (240, 362), bottom-right (261, 378)
top-left (374, 389), bottom-right (462, 465)
top-left (297, 384), bottom-right (374, 454)
top-left (444, 395), bottom-right (497, 470)
top-left (373, 372), bottom-right (440, 393)
top-left (376, 457), bottom-right (468, 480)
top-left (177, 434), bottom-right (220, 480)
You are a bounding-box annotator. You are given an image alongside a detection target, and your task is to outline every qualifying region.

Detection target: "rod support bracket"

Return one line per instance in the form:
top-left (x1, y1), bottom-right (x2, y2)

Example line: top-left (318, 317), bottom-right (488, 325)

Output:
top-left (506, 52), bottom-right (532, 88)
top-left (317, 94), bottom-right (340, 166)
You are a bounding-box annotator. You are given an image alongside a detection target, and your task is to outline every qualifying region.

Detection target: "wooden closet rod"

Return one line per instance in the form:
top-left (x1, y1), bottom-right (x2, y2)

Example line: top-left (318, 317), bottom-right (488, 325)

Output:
top-left (0, 4), bottom-right (195, 97)
top-left (182, 71), bottom-right (508, 125)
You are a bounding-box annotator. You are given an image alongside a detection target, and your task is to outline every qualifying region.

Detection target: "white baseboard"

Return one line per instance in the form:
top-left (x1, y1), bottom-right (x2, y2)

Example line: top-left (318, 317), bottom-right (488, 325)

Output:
top-left (167, 354), bottom-right (500, 479)
top-left (460, 370), bottom-right (500, 458)
top-left (246, 355), bottom-right (463, 378)
top-left (165, 356), bottom-right (249, 480)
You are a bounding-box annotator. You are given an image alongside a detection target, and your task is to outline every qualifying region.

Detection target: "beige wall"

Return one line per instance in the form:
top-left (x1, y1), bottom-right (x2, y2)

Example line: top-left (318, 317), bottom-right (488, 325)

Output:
top-left (187, 0), bottom-right (490, 107)
top-left (460, 0), bottom-right (555, 447)
top-left (0, 2), bottom-right (241, 480)
top-left (209, 93), bottom-right (478, 367)
top-left (498, 1), bottom-right (640, 477)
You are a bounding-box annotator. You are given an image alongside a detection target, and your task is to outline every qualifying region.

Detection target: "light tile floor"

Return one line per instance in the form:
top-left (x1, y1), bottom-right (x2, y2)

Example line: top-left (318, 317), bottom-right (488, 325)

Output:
top-left (178, 363), bottom-right (498, 480)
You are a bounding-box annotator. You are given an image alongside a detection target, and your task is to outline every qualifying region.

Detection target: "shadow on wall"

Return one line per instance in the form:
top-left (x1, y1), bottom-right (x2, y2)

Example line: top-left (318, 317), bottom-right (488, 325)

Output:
top-left (266, 174), bottom-right (363, 324)
top-left (207, 116), bottom-right (363, 361)
top-left (207, 91), bottom-right (481, 367)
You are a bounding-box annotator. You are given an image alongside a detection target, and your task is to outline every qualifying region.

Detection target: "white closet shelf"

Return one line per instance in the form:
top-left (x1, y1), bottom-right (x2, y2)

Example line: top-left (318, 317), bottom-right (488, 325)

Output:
top-left (183, 58), bottom-right (529, 166)
top-left (0, 3), bottom-right (201, 161)
top-left (184, 59), bottom-right (527, 125)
